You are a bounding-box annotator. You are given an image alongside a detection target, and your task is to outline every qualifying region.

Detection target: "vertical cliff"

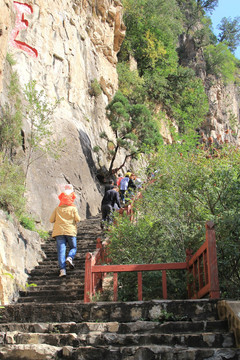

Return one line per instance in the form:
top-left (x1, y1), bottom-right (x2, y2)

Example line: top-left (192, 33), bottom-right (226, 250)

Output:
top-left (178, 34), bottom-right (240, 145)
top-left (0, 0), bottom-right (126, 228)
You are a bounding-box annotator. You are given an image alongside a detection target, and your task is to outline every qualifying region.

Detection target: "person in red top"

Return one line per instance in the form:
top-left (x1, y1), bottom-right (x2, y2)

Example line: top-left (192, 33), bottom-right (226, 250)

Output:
top-left (117, 173), bottom-right (124, 187)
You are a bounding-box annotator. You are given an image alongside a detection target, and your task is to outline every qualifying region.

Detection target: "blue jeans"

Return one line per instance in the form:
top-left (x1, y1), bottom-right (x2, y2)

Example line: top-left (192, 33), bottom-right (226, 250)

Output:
top-left (56, 235), bottom-right (77, 270)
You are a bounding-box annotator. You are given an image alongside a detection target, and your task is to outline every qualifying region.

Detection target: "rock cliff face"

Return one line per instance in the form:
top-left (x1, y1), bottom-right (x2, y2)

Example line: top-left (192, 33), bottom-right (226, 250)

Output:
top-left (0, 211), bottom-right (44, 304)
top-left (0, 0), bottom-right (239, 306)
top-left (178, 34), bottom-right (240, 146)
top-left (0, 0), bottom-right (126, 229)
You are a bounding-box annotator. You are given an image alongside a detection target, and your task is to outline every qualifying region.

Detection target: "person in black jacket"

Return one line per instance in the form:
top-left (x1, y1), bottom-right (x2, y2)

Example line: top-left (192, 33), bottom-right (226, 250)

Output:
top-left (104, 179), bottom-right (114, 194)
top-left (101, 185), bottom-right (121, 229)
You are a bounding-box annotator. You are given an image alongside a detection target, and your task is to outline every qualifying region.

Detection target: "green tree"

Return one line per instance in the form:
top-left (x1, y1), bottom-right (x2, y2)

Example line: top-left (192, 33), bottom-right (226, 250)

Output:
top-left (117, 62), bottom-right (146, 104)
top-left (0, 156), bottom-right (25, 214)
top-left (96, 91), bottom-right (163, 175)
top-left (218, 16), bottom-right (240, 52)
top-left (196, 0), bottom-right (218, 13)
top-left (167, 67), bottom-right (209, 133)
top-left (23, 80), bottom-right (64, 179)
top-left (204, 42), bottom-right (238, 83)
top-left (121, 0), bottom-right (182, 75)
top-left (0, 72), bottom-right (22, 160)
top-left (108, 144), bottom-right (240, 300)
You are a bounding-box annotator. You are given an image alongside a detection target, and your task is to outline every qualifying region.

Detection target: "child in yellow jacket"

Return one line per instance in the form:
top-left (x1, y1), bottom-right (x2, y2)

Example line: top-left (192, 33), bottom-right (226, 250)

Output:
top-left (50, 184), bottom-right (80, 277)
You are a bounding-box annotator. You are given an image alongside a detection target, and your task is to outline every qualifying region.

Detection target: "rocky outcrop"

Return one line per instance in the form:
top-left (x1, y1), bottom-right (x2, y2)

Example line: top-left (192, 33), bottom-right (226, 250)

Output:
top-left (0, 211), bottom-right (44, 305)
top-left (218, 300), bottom-right (240, 348)
top-left (204, 76), bottom-right (240, 145)
top-left (0, 0), bottom-right (14, 93)
top-left (0, 0), bottom-right (126, 229)
top-left (178, 33), bottom-right (240, 146)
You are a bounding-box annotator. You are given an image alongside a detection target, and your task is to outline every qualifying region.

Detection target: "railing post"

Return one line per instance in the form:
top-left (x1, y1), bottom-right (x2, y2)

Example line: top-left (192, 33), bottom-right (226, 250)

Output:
top-left (205, 221), bottom-right (220, 299)
top-left (138, 272), bottom-right (143, 301)
top-left (186, 249), bottom-right (193, 298)
top-left (96, 237), bottom-right (102, 251)
top-left (95, 238), bottom-right (103, 292)
top-left (113, 272), bottom-right (118, 301)
top-left (162, 270), bottom-right (167, 299)
top-left (84, 252), bottom-right (93, 303)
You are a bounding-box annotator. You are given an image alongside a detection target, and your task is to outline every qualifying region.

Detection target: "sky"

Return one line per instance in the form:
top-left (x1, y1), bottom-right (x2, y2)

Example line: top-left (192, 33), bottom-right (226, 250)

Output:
top-left (209, 0), bottom-right (240, 59)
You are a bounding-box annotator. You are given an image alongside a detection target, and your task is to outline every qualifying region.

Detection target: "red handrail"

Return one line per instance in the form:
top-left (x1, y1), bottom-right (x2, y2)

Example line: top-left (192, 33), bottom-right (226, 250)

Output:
top-left (84, 221), bottom-right (220, 302)
top-left (84, 237), bottom-right (108, 303)
top-left (186, 221), bottom-right (220, 299)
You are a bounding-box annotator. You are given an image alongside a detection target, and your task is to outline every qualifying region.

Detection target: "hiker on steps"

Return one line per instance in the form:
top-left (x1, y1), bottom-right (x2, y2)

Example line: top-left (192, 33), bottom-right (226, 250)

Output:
top-left (49, 184), bottom-right (80, 277)
top-left (101, 184), bottom-right (121, 229)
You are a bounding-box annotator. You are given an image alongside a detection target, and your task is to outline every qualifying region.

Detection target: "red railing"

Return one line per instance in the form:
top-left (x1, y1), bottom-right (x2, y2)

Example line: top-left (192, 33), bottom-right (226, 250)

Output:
top-left (84, 221), bottom-right (220, 302)
top-left (186, 221), bottom-right (220, 299)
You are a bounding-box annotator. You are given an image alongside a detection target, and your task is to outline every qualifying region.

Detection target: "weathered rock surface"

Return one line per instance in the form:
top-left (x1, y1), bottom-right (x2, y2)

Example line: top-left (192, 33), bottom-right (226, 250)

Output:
top-left (0, 0), bottom-right (126, 229)
top-left (179, 33), bottom-right (240, 146)
top-left (0, 211), bottom-right (45, 305)
top-left (0, 0), bottom-right (14, 92)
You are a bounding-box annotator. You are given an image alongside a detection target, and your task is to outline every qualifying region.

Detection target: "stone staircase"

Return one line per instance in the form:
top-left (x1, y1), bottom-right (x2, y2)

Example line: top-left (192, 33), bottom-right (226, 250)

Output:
top-left (18, 215), bottom-right (103, 304)
top-left (0, 216), bottom-right (240, 359)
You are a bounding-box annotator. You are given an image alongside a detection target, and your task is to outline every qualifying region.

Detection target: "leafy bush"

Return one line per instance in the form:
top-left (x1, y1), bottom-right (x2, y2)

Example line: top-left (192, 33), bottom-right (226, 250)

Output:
top-left (204, 43), bottom-right (238, 83)
top-left (89, 79), bottom-right (102, 97)
top-left (19, 215), bottom-right (36, 231)
top-left (0, 72), bottom-right (22, 159)
top-left (0, 157), bottom-right (25, 215)
top-left (108, 144), bottom-right (240, 300)
top-left (6, 53), bottom-right (16, 66)
top-left (117, 62), bottom-right (145, 104)
top-left (121, 0), bottom-right (182, 75)
top-left (166, 67), bottom-right (209, 133)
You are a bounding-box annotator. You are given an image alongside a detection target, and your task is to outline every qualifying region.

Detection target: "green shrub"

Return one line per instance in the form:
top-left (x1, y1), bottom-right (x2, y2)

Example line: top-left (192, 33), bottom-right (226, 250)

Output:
top-left (117, 62), bottom-right (145, 104)
top-left (0, 157), bottom-right (25, 214)
top-left (89, 79), bottom-right (102, 97)
top-left (19, 215), bottom-right (35, 231)
top-left (204, 43), bottom-right (238, 83)
top-left (108, 145), bottom-right (240, 300)
top-left (19, 214), bottom-right (49, 239)
top-left (36, 229), bottom-right (49, 240)
top-left (6, 53), bottom-right (16, 66)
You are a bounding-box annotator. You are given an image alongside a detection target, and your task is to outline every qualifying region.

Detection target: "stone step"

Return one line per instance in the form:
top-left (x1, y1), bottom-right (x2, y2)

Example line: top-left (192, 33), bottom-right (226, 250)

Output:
top-left (25, 278), bottom-right (84, 287)
top-left (41, 245), bottom-right (97, 253)
top-left (28, 268), bottom-right (85, 277)
top-left (0, 320), bottom-right (229, 335)
top-left (40, 252), bottom-right (93, 259)
top-left (17, 295), bottom-right (84, 303)
top-left (0, 330), bottom-right (236, 348)
top-left (20, 283), bottom-right (83, 292)
top-left (1, 344), bottom-right (239, 360)
top-left (34, 260), bottom-right (86, 269)
top-left (0, 344), bottom-right (61, 360)
top-left (19, 289), bottom-right (84, 299)
top-left (41, 247), bottom-right (97, 254)
top-left (0, 300), bottom-right (220, 324)
top-left (73, 345), bottom-right (240, 360)
top-left (85, 332), bottom-right (235, 348)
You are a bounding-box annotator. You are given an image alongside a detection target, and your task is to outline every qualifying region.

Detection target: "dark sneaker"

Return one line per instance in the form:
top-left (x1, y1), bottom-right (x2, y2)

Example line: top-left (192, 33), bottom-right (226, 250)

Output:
top-left (66, 257), bottom-right (74, 269)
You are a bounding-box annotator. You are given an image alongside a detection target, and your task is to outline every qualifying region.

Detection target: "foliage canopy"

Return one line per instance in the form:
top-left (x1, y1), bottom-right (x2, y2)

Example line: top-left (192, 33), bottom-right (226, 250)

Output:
top-left (108, 145), bottom-right (240, 300)
top-left (99, 91), bottom-right (163, 174)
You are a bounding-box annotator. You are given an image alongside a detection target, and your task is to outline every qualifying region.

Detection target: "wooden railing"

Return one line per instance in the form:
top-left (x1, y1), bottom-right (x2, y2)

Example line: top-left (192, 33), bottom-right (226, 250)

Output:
top-left (186, 221), bottom-right (220, 299)
top-left (84, 221), bottom-right (220, 302)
